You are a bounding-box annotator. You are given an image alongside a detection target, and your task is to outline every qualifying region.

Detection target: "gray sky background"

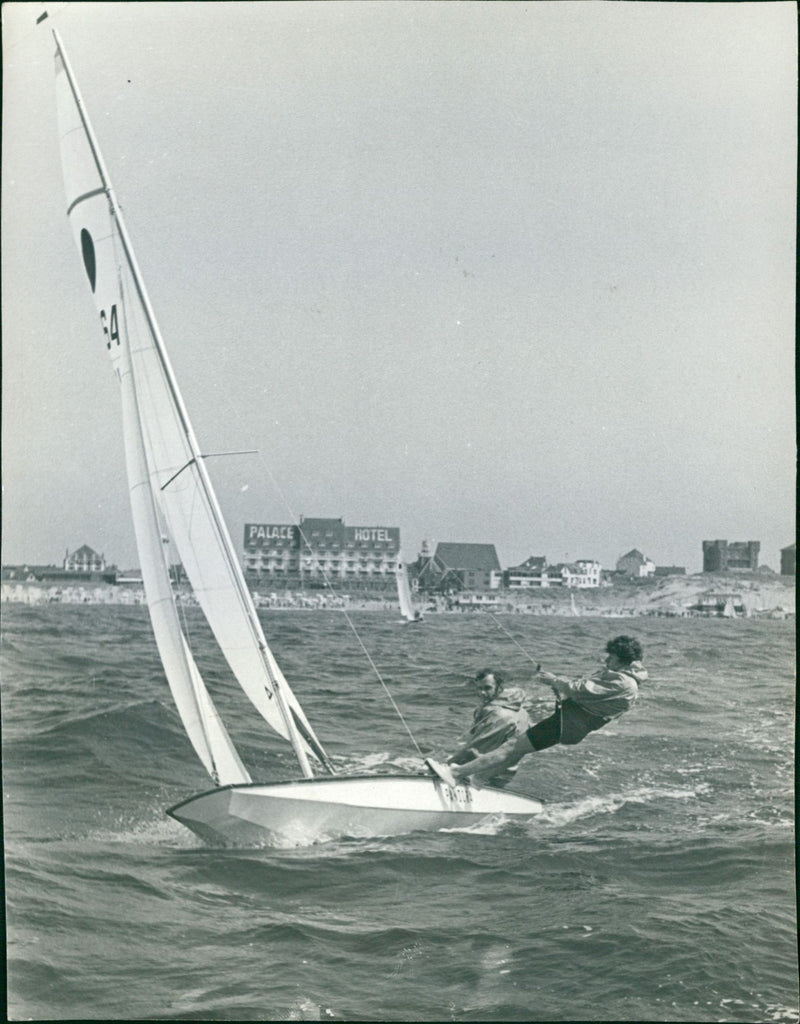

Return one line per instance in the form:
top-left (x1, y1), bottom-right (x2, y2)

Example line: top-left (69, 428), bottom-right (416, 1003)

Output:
top-left (2, 1), bottom-right (796, 573)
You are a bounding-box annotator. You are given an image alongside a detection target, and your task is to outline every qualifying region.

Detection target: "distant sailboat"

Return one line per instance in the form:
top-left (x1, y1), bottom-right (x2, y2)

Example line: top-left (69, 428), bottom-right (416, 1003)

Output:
top-left (51, 28), bottom-right (542, 845)
top-left (396, 555), bottom-right (423, 623)
top-left (570, 592), bottom-right (580, 617)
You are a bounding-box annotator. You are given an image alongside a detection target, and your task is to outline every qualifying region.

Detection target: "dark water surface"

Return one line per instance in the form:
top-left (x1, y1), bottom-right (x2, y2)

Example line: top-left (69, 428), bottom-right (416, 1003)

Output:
top-left (2, 605), bottom-right (797, 1021)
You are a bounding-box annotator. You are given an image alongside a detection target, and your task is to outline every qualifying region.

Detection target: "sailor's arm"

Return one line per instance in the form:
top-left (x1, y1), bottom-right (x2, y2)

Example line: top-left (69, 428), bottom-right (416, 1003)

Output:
top-left (446, 709), bottom-right (512, 765)
top-left (450, 730), bottom-right (534, 781)
top-left (447, 741), bottom-right (477, 764)
top-left (445, 721), bottom-right (482, 764)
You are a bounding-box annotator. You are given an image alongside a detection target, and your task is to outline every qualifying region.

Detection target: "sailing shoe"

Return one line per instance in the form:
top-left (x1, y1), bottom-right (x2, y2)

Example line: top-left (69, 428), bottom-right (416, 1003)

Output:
top-left (424, 758), bottom-right (458, 788)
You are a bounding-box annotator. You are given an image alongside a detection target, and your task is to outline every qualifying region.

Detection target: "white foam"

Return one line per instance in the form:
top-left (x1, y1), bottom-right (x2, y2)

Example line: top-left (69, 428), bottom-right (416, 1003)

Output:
top-left (762, 1004), bottom-right (799, 1023)
top-left (84, 812), bottom-right (199, 847)
top-left (535, 783), bottom-right (705, 826)
top-left (286, 997), bottom-right (336, 1020)
top-left (439, 814), bottom-right (509, 836)
top-left (332, 751), bottom-right (422, 774)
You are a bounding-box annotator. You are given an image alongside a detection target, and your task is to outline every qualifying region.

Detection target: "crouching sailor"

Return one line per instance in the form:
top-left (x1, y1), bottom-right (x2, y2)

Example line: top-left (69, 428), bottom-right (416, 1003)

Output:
top-left (444, 669), bottom-right (531, 788)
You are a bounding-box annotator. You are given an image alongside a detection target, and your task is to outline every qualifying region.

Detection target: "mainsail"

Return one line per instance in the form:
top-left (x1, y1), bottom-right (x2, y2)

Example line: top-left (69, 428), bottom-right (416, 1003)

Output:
top-left (53, 31), bottom-right (331, 779)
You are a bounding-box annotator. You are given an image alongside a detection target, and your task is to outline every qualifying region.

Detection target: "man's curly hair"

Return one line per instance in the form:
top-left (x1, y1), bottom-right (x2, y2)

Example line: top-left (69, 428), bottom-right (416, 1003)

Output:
top-left (475, 668), bottom-right (505, 690)
top-left (605, 635), bottom-right (643, 665)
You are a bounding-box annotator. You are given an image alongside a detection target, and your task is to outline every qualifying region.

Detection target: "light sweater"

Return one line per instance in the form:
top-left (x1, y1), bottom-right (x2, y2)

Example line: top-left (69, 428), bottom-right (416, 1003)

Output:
top-left (551, 661), bottom-right (647, 719)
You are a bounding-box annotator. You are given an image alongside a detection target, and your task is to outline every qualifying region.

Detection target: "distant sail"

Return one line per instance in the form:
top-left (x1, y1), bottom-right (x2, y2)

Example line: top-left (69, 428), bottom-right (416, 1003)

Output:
top-left (396, 556), bottom-right (418, 621)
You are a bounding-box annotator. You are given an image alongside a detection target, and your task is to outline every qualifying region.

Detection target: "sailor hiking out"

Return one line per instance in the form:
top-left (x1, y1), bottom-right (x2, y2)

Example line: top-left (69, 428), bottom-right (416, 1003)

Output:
top-left (440, 636), bottom-right (647, 786)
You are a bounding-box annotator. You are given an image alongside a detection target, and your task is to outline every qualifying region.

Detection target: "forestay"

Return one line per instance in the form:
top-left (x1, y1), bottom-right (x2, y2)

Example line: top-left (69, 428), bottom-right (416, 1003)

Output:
top-left (53, 32), bottom-right (330, 780)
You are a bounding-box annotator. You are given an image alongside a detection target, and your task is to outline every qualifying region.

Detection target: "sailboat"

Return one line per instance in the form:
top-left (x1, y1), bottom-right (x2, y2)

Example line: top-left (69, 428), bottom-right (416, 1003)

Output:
top-left (50, 28), bottom-right (543, 845)
top-left (721, 598), bottom-right (737, 619)
top-left (396, 554), bottom-right (423, 623)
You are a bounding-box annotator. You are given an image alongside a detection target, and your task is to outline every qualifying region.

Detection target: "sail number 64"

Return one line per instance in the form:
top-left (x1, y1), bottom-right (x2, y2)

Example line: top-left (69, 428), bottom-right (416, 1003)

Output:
top-left (100, 305), bottom-right (119, 349)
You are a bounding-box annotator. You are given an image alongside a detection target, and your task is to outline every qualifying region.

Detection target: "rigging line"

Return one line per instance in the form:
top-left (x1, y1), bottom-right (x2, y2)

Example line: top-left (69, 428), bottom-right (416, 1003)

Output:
top-left (291, 521), bottom-right (425, 759)
top-left (339, 608), bottom-right (425, 758)
top-left (486, 613), bottom-right (542, 672)
top-left (486, 613), bottom-right (562, 709)
top-left (161, 451), bottom-right (259, 491)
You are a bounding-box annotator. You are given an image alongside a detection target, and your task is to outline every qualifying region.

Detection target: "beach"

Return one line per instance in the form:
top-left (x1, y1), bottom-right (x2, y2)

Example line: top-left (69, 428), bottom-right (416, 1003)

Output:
top-left (3, 572), bottom-right (794, 619)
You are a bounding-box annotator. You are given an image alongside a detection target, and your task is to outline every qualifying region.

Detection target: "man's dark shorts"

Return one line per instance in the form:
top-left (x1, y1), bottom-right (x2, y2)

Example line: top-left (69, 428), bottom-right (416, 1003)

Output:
top-left (525, 699), bottom-right (609, 751)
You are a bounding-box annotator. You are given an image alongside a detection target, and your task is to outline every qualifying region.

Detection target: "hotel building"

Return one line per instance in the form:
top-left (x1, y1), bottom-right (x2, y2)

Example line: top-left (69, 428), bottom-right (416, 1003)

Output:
top-left (243, 516), bottom-right (400, 590)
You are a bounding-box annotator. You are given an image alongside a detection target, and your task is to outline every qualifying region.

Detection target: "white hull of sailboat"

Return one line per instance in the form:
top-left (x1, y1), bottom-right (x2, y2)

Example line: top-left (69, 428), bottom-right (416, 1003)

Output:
top-left (167, 775), bottom-right (543, 846)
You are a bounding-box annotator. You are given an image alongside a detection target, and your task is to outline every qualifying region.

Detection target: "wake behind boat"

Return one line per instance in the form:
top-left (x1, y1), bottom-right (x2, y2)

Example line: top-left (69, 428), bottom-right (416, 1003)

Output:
top-left (50, 27), bottom-right (543, 846)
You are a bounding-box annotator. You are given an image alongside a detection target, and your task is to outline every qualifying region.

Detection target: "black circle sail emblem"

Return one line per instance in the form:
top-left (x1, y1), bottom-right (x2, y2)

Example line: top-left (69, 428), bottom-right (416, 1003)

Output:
top-left (80, 228), bottom-right (97, 292)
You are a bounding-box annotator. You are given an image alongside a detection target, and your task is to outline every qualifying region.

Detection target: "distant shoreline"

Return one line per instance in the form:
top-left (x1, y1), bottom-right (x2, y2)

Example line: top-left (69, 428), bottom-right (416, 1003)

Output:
top-left (1, 573), bottom-right (794, 619)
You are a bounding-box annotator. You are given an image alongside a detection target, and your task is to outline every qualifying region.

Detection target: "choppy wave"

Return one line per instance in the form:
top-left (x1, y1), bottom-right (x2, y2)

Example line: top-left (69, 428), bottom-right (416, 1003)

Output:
top-left (2, 606), bottom-right (796, 1021)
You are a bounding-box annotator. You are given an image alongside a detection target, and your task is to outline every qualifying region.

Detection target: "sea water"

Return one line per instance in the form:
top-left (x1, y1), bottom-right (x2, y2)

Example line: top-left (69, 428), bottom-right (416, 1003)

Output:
top-left (2, 605), bottom-right (797, 1021)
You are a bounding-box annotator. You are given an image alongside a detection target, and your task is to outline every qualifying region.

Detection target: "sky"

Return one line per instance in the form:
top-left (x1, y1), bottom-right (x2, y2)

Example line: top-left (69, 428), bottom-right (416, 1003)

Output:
top-left (2, 1), bottom-right (796, 574)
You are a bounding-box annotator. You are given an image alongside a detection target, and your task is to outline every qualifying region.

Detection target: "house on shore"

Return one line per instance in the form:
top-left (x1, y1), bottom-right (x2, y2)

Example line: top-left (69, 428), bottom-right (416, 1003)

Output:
top-left (505, 556), bottom-right (601, 589)
top-left (418, 542), bottom-right (502, 592)
top-left (3, 545), bottom-right (117, 584)
top-left (616, 549), bottom-right (655, 578)
top-left (64, 544), bottom-right (106, 573)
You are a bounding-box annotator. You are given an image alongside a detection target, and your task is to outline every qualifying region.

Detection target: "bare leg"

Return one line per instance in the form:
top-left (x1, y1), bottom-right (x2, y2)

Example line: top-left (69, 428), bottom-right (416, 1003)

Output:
top-left (450, 731), bottom-right (535, 782)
